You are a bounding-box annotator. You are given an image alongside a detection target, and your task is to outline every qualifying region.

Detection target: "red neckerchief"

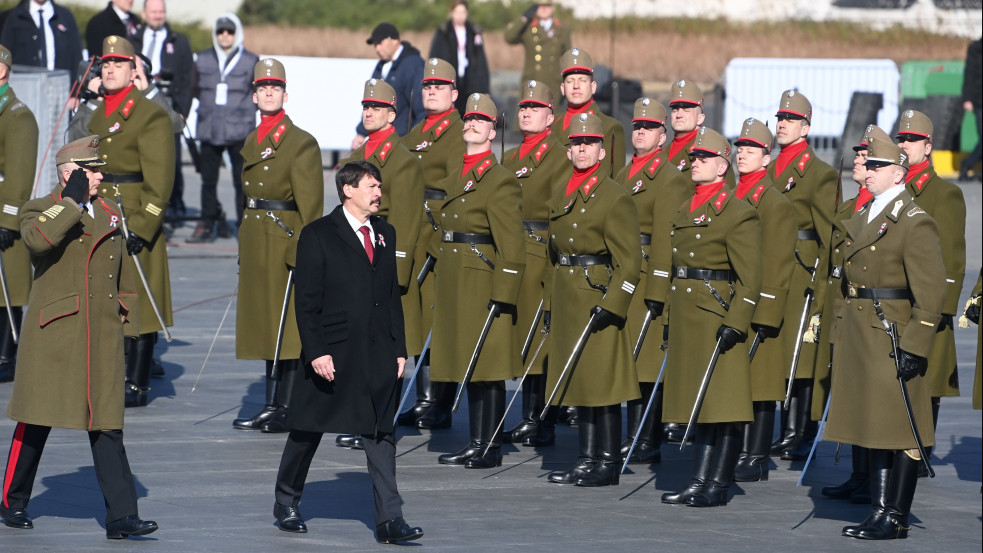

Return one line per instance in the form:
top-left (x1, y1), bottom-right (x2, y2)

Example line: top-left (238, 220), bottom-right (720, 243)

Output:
top-left (905, 159), bottom-right (930, 189)
top-left (562, 100), bottom-right (594, 130)
top-left (774, 139), bottom-right (808, 175)
top-left (364, 126), bottom-right (396, 159)
top-left (854, 187), bottom-right (874, 212)
top-left (257, 109), bottom-right (286, 144)
top-left (669, 128), bottom-right (698, 161)
top-left (424, 108), bottom-right (456, 132)
top-left (690, 181), bottom-right (724, 212)
top-left (566, 163), bottom-right (599, 196)
top-left (462, 150), bottom-right (492, 177)
top-left (519, 128), bottom-right (551, 158)
top-left (628, 148), bottom-right (662, 179)
top-left (736, 169), bottom-right (767, 199)
top-left (103, 85), bottom-right (134, 117)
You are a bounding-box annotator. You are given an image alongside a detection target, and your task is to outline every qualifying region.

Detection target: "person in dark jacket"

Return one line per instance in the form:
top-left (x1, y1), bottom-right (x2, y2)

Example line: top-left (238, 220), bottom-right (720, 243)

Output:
top-left (960, 38), bottom-right (981, 181)
top-left (85, 0), bottom-right (140, 57)
top-left (187, 13), bottom-right (257, 242)
top-left (353, 22), bottom-right (425, 147)
top-left (272, 161), bottom-right (423, 545)
top-left (428, 0), bottom-right (489, 114)
top-left (1, 0), bottom-right (82, 86)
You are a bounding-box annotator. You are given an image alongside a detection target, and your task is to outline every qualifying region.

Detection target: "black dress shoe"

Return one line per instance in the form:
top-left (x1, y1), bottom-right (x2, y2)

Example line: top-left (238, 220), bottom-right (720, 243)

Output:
top-left (416, 405), bottom-right (452, 429)
top-left (273, 503), bottom-right (307, 533)
top-left (396, 401), bottom-right (432, 427)
top-left (662, 478), bottom-right (707, 504)
top-left (547, 457), bottom-right (595, 484)
top-left (437, 441), bottom-right (480, 465)
top-left (335, 434), bottom-right (364, 449)
top-left (503, 420), bottom-right (537, 443)
top-left (522, 423), bottom-right (555, 447)
top-left (375, 517), bottom-right (423, 544)
top-left (0, 505), bottom-right (33, 529)
top-left (260, 408), bottom-right (289, 433)
top-left (233, 405), bottom-right (278, 430)
top-left (105, 515), bottom-right (158, 539)
top-left (464, 446), bottom-right (502, 469)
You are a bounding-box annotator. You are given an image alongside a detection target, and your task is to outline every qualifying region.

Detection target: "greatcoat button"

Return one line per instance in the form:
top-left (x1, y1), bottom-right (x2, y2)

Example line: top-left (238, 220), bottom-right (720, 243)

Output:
top-left (686, 288), bottom-right (692, 293)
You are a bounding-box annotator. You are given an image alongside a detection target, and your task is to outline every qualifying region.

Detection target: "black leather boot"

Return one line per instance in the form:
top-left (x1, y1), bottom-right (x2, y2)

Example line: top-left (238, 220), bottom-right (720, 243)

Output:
top-left (780, 379), bottom-right (817, 460)
top-left (234, 360), bottom-right (279, 430)
top-left (504, 375), bottom-right (540, 443)
top-left (688, 422), bottom-right (741, 507)
top-left (771, 395), bottom-right (794, 454)
top-left (735, 401), bottom-right (774, 482)
top-left (418, 380), bottom-right (454, 429)
top-left (576, 404), bottom-right (621, 486)
top-left (662, 423), bottom-right (715, 504)
top-left (467, 381), bottom-right (505, 469)
top-left (0, 307), bottom-right (20, 383)
top-left (843, 448), bottom-right (892, 537)
top-left (621, 383), bottom-right (661, 464)
top-left (397, 355), bottom-right (433, 426)
top-left (523, 375), bottom-right (555, 446)
top-left (548, 406), bottom-right (596, 483)
top-left (559, 405), bottom-right (579, 426)
top-left (823, 445), bottom-right (869, 499)
top-left (665, 422), bottom-right (686, 443)
top-left (918, 397), bottom-right (940, 478)
top-left (262, 360), bottom-right (297, 433)
top-left (439, 383), bottom-right (483, 465)
top-left (125, 333), bottom-right (154, 408)
top-left (855, 451), bottom-right (919, 540)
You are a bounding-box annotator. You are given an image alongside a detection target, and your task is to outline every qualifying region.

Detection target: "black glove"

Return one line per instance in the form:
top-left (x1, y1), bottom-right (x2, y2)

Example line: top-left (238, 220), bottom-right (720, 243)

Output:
top-left (62, 168), bottom-right (89, 204)
top-left (488, 300), bottom-right (513, 317)
top-left (542, 310), bottom-right (551, 328)
top-left (523, 4), bottom-right (538, 21)
top-left (939, 314), bottom-right (954, 330)
top-left (126, 233), bottom-right (147, 256)
top-left (896, 349), bottom-right (928, 382)
top-left (967, 302), bottom-right (980, 325)
top-left (644, 300), bottom-right (664, 318)
top-left (0, 228), bottom-right (15, 252)
top-left (590, 305), bottom-right (622, 333)
top-left (751, 323), bottom-right (780, 339)
top-left (715, 325), bottom-right (743, 353)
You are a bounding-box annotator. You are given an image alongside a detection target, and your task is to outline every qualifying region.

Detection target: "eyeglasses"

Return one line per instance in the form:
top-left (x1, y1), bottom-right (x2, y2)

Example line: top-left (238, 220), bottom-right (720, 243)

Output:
top-left (216, 29), bottom-right (235, 36)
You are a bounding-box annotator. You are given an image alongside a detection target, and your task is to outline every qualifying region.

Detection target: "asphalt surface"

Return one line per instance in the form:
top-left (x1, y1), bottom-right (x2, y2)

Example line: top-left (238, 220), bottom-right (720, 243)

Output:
top-left (0, 157), bottom-right (980, 552)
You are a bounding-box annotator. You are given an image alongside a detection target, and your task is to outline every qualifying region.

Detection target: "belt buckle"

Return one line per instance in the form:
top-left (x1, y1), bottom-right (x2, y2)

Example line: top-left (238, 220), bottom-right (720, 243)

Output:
top-left (832, 266), bottom-right (843, 279)
top-left (246, 198), bottom-right (257, 209)
top-left (847, 283), bottom-right (858, 298)
top-left (559, 254), bottom-right (570, 265)
top-left (442, 230), bottom-right (452, 242)
top-left (676, 267), bottom-right (686, 278)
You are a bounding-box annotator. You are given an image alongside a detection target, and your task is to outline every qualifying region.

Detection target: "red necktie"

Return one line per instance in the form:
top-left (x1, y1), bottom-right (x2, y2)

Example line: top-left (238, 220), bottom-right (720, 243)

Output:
top-left (359, 226), bottom-right (374, 263)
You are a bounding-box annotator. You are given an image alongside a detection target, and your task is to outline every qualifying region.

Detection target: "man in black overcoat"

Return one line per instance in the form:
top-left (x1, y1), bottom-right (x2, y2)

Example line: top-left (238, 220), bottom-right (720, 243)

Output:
top-left (272, 161), bottom-right (424, 545)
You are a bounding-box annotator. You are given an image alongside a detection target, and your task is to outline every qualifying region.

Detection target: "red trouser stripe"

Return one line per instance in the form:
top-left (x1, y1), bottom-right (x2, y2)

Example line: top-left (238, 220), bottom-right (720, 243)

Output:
top-left (2, 422), bottom-right (27, 508)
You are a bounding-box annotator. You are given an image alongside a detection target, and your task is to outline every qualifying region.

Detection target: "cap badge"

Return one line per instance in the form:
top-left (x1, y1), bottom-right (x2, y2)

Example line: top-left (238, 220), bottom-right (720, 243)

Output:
top-left (745, 117), bottom-right (754, 126)
top-left (571, 48), bottom-right (580, 56)
top-left (866, 124), bottom-right (874, 132)
top-left (676, 80), bottom-right (685, 88)
top-left (786, 90), bottom-right (795, 97)
top-left (108, 36), bottom-right (118, 45)
top-left (430, 58), bottom-right (439, 65)
top-left (905, 110), bottom-right (914, 118)
top-left (699, 127), bottom-right (707, 135)
top-left (528, 80), bottom-right (536, 88)
top-left (578, 113), bottom-right (588, 122)
top-left (369, 78), bottom-right (377, 85)
top-left (471, 93), bottom-right (480, 101)
top-left (264, 59), bottom-right (273, 67)
top-left (641, 98), bottom-right (650, 106)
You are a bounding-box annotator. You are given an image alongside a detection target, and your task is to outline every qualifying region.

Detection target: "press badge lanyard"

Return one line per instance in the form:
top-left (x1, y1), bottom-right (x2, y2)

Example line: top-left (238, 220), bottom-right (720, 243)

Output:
top-left (215, 47), bottom-right (242, 106)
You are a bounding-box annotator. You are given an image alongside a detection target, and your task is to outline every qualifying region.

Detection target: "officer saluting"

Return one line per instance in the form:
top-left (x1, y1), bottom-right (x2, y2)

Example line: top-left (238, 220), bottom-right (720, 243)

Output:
top-left (731, 118), bottom-right (795, 482)
top-left (90, 35), bottom-right (175, 408)
top-left (545, 113), bottom-right (641, 487)
top-left (825, 137), bottom-right (945, 540)
top-left (233, 58), bottom-right (324, 433)
top-left (615, 98), bottom-right (692, 465)
top-left (0, 44), bottom-right (36, 383)
top-left (661, 128), bottom-right (761, 507)
top-left (500, 80), bottom-right (569, 447)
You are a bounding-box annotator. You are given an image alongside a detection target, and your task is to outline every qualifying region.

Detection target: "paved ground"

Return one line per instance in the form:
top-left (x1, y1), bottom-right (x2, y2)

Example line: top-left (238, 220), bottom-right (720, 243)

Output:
top-left (0, 159), bottom-right (980, 552)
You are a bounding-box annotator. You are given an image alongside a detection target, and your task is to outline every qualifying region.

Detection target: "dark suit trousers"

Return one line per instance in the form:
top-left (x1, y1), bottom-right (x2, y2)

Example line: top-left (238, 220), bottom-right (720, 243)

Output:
top-left (275, 430), bottom-right (403, 525)
top-left (2, 422), bottom-right (139, 523)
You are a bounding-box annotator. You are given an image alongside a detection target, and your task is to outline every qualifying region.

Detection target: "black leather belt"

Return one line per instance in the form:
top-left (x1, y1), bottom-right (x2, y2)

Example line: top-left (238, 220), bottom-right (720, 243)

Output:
top-left (557, 253), bottom-right (611, 266)
top-left (846, 284), bottom-right (911, 300)
top-left (523, 220), bottom-right (548, 231)
top-left (103, 172), bottom-right (143, 183)
top-left (797, 229), bottom-right (820, 242)
top-left (675, 267), bottom-right (736, 281)
top-left (441, 231), bottom-right (493, 244)
top-left (424, 189), bottom-right (446, 200)
top-left (245, 198), bottom-right (298, 211)
top-left (640, 233), bottom-right (652, 246)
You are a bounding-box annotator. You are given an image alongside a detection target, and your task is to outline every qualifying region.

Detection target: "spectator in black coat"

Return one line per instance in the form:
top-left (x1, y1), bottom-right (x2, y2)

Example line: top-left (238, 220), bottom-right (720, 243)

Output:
top-left (429, 0), bottom-right (490, 114)
top-left (960, 37), bottom-right (981, 181)
top-left (1, 0), bottom-right (83, 86)
top-left (85, 0), bottom-right (140, 57)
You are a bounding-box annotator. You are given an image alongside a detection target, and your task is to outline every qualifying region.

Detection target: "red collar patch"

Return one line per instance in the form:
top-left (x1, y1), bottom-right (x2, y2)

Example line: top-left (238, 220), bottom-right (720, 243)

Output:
top-left (914, 172), bottom-right (930, 191)
top-left (535, 142), bottom-right (550, 162)
top-left (583, 176), bottom-right (599, 196)
top-left (475, 158), bottom-right (493, 177)
top-left (121, 98), bottom-right (135, 118)
top-left (434, 119), bottom-right (450, 138)
top-left (272, 124), bottom-right (287, 144)
top-left (714, 191), bottom-right (728, 210)
top-left (797, 152), bottom-right (810, 172)
top-left (751, 184), bottom-right (764, 202)
top-left (646, 156), bottom-right (662, 176)
top-left (378, 141), bottom-right (392, 161)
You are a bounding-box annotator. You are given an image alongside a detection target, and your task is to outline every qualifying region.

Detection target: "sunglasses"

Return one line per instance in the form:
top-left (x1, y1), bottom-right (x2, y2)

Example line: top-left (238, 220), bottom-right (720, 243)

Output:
top-left (216, 29), bottom-right (235, 36)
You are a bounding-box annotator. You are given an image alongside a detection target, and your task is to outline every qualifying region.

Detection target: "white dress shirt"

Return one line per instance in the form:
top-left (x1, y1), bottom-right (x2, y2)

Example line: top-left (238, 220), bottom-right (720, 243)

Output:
top-left (33, 0), bottom-right (55, 71)
top-left (142, 27), bottom-right (165, 76)
top-left (866, 183), bottom-right (907, 224)
top-left (342, 205), bottom-right (375, 248)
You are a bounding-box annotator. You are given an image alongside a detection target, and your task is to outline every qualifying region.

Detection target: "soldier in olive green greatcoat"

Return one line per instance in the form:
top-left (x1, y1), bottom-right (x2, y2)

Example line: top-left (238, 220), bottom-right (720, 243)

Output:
top-left (730, 118), bottom-right (795, 483)
top-left (0, 44), bottom-right (35, 383)
top-left (430, 94), bottom-right (525, 470)
top-left (767, 89), bottom-right (838, 461)
top-left (500, 80), bottom-right (569, 448)
top-left (503, 0), bottom-right (570, 99)
top-left (817, 124), bottom-right (888, 504)
top-left (615, 98), bottom-right (692, 466)
top-left (661, 128), bottom-right (761, 508)
top-left (895, 110), bottom-right (966, 462)
top-left (89, 36), bottom-right (174, 408)
top-left (396, 58), bottom-right (467, 431)
top-left (544, 113), bottom-right (641, 488)
top-left (2, 136), bottom-right (158, 539)
top-left (232, 58), bottom-right (324, 433)
top-left (550, 48), bottom-right (625, 177)
top-left (825, 137), bottom-right (945, 541)
top-left (965, 272), bottom-right (981, 410)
